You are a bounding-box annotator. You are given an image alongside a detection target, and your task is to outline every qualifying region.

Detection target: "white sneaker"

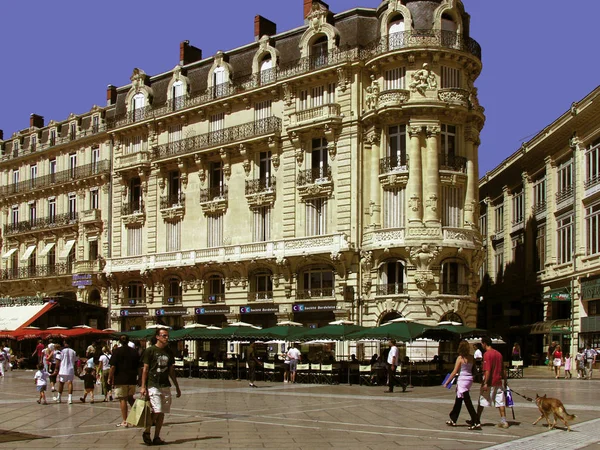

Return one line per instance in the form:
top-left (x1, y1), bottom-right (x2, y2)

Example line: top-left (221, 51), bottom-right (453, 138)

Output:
top-left (68, 399), bottom-right (72, 404)
top-left (56, 398), bottom-right (61, 403)
top-left (284, 380), bottom-right (288, 383)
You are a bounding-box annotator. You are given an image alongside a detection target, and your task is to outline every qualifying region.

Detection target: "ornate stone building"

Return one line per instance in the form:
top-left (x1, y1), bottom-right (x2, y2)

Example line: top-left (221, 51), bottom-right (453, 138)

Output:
top-left (479, 84), bottom-right (600, 358)
top-left (0, 109), bottom-right (111, 309)
top-left (102, 0), bottom-right (485, 332)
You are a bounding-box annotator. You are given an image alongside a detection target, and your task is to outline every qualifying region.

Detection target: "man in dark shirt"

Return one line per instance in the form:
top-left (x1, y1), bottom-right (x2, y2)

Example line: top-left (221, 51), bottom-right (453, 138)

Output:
top-left (246, 342), bottom-right (262, 387)
top-left (109, 335), bottom-right (140, 427)
top-left (140, 328), bottom-right (181, 446)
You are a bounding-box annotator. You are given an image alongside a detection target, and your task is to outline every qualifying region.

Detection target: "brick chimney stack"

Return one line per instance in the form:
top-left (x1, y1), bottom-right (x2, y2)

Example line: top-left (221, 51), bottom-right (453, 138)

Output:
top-left (304, 0), bottom-right (329, 19)
top-left (107, 85), bottom-right (117, 106)
top-left (180, 40), bottom-right (203, 65)
top-left (254, 15), bottom-right (276, 40)
top-left (30, 114), bottom-right (44, 129)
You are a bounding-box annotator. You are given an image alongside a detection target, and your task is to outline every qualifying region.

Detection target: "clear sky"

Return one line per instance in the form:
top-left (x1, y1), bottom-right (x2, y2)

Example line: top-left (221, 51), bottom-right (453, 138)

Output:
top-left (0, 0), bottom-right (598, 177)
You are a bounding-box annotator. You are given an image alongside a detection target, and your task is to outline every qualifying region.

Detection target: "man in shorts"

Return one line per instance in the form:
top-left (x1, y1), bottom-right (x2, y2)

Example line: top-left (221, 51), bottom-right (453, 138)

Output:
top-left (53, 339), bottom-right (78, 404)
top-left (584, 343), bottom-right (597, 379)
top-left (473, 336), bottom-right (508, 429)
top-left (109, 335), bottom-right (140, 427)
top-left (140, 328), bottom-right (181, 446)
top-left (287, 344), bottom-right (301, 383)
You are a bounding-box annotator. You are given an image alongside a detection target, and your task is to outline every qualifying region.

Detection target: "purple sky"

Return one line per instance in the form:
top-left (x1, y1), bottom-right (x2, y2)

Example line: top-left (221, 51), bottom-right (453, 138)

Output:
top-left (1, 0), bottom-right (598, 177)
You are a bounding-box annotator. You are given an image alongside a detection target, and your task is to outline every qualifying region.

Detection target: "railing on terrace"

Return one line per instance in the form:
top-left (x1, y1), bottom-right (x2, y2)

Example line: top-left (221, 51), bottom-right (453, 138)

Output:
top-left (439, 153), bottom-right (467, 172)
top-left (375, 283), bottom-right (408, 296)
top-left (440, 283), bottom-right (470, 295)
top-left (199, 186), bottom-right (228, 203)
top-left (3, 212), bottom-right (78, 236)
top-left (0, 160), bottom-right (110, 197)
top-left (556, 186), bottom-right (574, 203)
top-left (585, 175), bottom-right (600, 190)
top-left (245, 177), bottom-right (276, 195)
top-left (293, 103), bottom-right (341, 123)
top-left (296, 288), bottom-right (335, 299)
top-left (297, 167), bottom-right (332, 186)
top-left (73, 260), bottom-right (103, 273)
top-left (247, 291), bottom-right (274, 302)
top-left (532, 202), bottom-right (547, 215)
top-left (379, 156), bottom-right (409, 174)
top-left (160, 193), bottom-right (186, 209)
top-left (0, 124), bottom-right (107, 162)
top-left (0, 263), bottom-right (71, 281)
top-left (152, 117), bottom-right (281, 160)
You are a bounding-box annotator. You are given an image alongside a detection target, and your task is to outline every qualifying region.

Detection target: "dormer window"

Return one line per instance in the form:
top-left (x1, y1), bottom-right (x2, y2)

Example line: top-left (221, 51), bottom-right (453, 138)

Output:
top-left (12, 140), bottom-right (19, 157)
top-left (388, 16), bottom-right (405, 49)
top-left (69, 122), bottom-right (77, 141)
top-left (49, 129), bottom-right (56, 146)
top-left (213, 66), bottom-right (227, 98)
top-left (132, 93), bottom-right (146, 121)
top-left (260, 55), bottom-right (274, 85)
top-left (310, 36), bottom-right (328, 69)
top-left (172, 80), bottom-right (184, 110)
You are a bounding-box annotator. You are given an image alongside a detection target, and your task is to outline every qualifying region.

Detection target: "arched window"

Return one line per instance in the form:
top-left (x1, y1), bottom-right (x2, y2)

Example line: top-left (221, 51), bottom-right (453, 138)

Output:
top-left (310, 36), bottom-right (328, 69)
top-left (441, 13), bottom-right (458, 48)
top-left (88, 289), bottom-right (101, 306)
top-left (439, 312), bottom-right (463, 325)
top-left (441, 261), bottom-right (468, 295)
top-left (171, 80), bottom-right (184, 110)
top-left (388, 17), bottom-right (405, 49)
top-left (380, 311), bottom-right (402, 325)
top-left (131, 93), bottom-right (146, 122)
top-left (378, 260), bottom-right (406, 295)
top-left (206, 275), bottom-right (225, 303)
top-left (213, 66), bottom-right (227, 98)
top-left (260, 55), bottom-right (274, 85)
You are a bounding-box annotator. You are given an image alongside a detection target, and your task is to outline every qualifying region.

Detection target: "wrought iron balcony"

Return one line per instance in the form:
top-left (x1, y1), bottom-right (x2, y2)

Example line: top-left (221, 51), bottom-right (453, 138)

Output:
top-left (245, 177), bottom-right (276, 195)
top-left (122, 297), bottom-right (146, 307)
top-left (199, 186), bottom-right (228, 204)
top-left (296, 287), bottom-right (335, 300)
top-left (0, 263), bottom-right (71, 281)
top-left (247, 291), bottom-right (274, 302)
top-left (160, 193), bottom-right (186, 210)
top-left (556, 186), bottom-right (574, 204)
top-left (152, 117), bottom-right (281, 161)
top-left (122, 201), bottom-right (145, 216)
top-left (380, 156), bottom-right (409, 174)
top-left (375, 283), bottom-right (408, 296)
top-left (203, 293), bottom-right (225, 304)
top-left (439, 153), bottom-right (467, 173)
top-left (585, 175), bottom-right (600, 190)
top-left (532, 202), bottom-right (547, 215)
top-left (3, 212), bottom-right (78, 236)
top-left (440, 283), bottom-right (470, 296)
top-left (297, 167), bottom-right (332, 187)
top-left (0, 160), bottom-right (110, 197)
top-left (289, 103), bottom-right (341, 129)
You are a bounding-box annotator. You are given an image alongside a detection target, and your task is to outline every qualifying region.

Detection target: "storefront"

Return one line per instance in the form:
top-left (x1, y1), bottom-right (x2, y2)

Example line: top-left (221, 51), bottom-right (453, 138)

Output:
top-left (540, 286), bottom-right (572, 352)
top-left (120, 308), bottom-right (149, 331)
top-left (580, 278), bottom-right (600, 347)
top-left (155, 307), bottom-right (186, 329)
top-left (238, 304), bottom-right (278, 328)
top-left (292, 302), bottom-right (337, 328)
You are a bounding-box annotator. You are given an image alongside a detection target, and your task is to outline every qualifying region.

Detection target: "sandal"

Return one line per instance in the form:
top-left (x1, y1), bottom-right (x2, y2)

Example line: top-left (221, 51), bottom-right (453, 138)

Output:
top-left (468, 423), bottom-right (482, 430)
top-left (116, 422), bottom-right (129, 428)
top-left (446, 420), bottom-right (457, 426)
top-left (142, 431), bottom-right (152, 445)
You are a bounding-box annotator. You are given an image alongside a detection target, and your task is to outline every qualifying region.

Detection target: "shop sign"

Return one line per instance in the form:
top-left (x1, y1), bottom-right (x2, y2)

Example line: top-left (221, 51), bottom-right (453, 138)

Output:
top-left (239, 305), bottom-right (279, 314)
top-left (195, 306), bottom-right (230, 315)
top-left (72, 274), bottom-right (92, 287)
top-left (156, 308), bottom-right (187, 316)
top-left (0, 297), bottom-right (45, 307)
top-left (581, 278), bottom-right (600, 301)
top-left (542, 288), bottom-right (571, 302)
top-left (120, 309), bottom-right (149, 317)
top-left (293, 302), bottom-right (336, 312)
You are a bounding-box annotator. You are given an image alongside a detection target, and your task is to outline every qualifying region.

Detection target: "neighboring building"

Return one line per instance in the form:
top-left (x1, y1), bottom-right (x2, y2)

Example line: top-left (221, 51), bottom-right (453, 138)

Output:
top-left (0, 109), bottom-right (111, 311)
top-left (479, 84), bottom-right (600, 360)
top-left (103, 0), bottom-right (484, 336)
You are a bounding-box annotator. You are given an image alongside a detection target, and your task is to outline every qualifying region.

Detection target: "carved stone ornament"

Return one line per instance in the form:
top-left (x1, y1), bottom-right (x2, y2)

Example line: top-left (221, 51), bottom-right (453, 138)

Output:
top-left (426, 194), bottom-right (438, 212)
top-left (409, 63), bottom-right (437, 95)
top-left (130, 68), bottom-right (147, 90)
top-left (365, 128), bottom-right (381, 147)
top-left (414, 270), bottom-right (435, 295)
top-left (282, 83), bottom-right (294, 107)
top-left (337, 67), bottom-right (349, 92)
top-left (308, 3), bottom-right (329, 33)
top-left (408, 244), bottom-right (440, 271)
top-left (408, 194), bottom-right (421, 212)
top-left (365, 75), bottom-right (380, 110)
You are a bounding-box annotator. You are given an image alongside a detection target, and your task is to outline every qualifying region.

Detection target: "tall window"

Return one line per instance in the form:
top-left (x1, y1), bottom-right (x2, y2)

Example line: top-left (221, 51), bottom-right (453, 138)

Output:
top-left (49, 129), bottom-right (56, 146)
top-left (441, 66), bottom-right (461, 88)
top-left (132, 93), bottom-right (146, 121)
top-left (127, 282), bottom-right (145, 303)
top-left (302, 268), bottom-right (334, 297)
top-left (166, 221), bottom-right (181, 252)
top-left (441, 124), bottom-right (457, 160)
top-left (299, 89), bottom-right (308, 111)
top-left (48, 198), bottom-right (56, 223)
top-left (441, 185), bottom-right (463, 227)
top-left (208, 214), bottom-right (224, 247)
top-left (49, 159), bottom-right (57, 182)
top-left (259, 151), bottom-right (272, 182)
top-left (383, 188), bottom-right (405, 228)
top-left (90, 189), bottom-right (99, 210)
top-left (379, 260), bottom-right (405, 294)
top-left (69, 153), bottom-right (77, 178)
top-left (494, 203), bottom-right (504, 233)
top-left (387, 125), bottom-right (407, 169)
top-left (311, 85), bottom-right (324, 108)
top-left (479, 212), bottom-right (487, 237)
top-left (89, 240), bottom-right (99, 261)
top-left (168, 171), bottom-right (181, 205)
top-left (124, 136), bottom-right (143, 154)
top-left (441, 261), bottom-right (466, 294)
top-left (12, 169), bottom-right (19, 186)
top-left (69, 122), bottom-right (77, 140)
top-left (586, 202), bottom-right (600, 256)
top-left (30, 165), bottom-right (37, 188)
top-left (130, 177), bottom-right (142, 212)
top-left (91, 147), bottom-right (100, 173)
top-left (252, 272), bottom-right (273, 300)
top-left (328, 82), bottom-right (336, 104)
top-left (557, 214), bottom-right (573, 264)
top-left (207, 275), bottom-right (225, 302)
top-left (310, 36), bottom-right (328, 69)
top-left (12, 140), bottom-right (19, 157)
top-left (253, 207), bottom-right (271, 242)
top-left (557, 158), bottom-right (573, 199)
top-left (388, 17), bottom-right (405, 49)
top-left (260, 56), bottom-right (274, 85)
top-left (385, 67), bottom-right (406, 90)
top-left (168, 124), bottom-right (182, 144)
top-left (209, 162), bottom-right (224, 197)
top-left (255, 100), bottom-right (272, 122)
top-left (29, 202), bottom-right (37, 223)
top-left (512, 190), bottom-right (524, 225)
top-left (209, 113), bottom-right (225, 144)
top-left (533, 177), bottom-right (546, 212)
top-left (172, 80), bottom-right (184, 110)
top-left (536, 225), bottom-right (546, 271)
top-left (311, 137), bottom-right (328, 179)
top-left (30, 135), bottom-right (37, 151)
top-left (586, 139), bottom-right (600, 187)
top-left (494, 244), bottom-right (504, 279)
top-left (68, 193), bottom-right (77, 220)
top-left (213, 66), bottom-right (227, 98)
top-left (127, 227), bottom-right (143, 256)
top-left (11, 206), bottom-right (18, 225)
top-left (511, 235), bottom-right (524, 260)
top-left (306, 198), bottom-right (327, 236)
top-left (92, 115), bottom-right (100, 133)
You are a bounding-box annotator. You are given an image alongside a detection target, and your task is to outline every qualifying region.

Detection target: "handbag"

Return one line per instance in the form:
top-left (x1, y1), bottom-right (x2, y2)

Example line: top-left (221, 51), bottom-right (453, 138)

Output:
top-left (126, 398), bottom-right (153, 428)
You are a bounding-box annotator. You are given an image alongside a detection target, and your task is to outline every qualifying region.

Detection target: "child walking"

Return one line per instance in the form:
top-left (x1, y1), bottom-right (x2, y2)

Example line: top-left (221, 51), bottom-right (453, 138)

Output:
top-left (34, 363), bottom-right (49, 405)
top-left (564, 352), bottom-right (572, 379)
top-left (79, 367), bottom-right (96, 403)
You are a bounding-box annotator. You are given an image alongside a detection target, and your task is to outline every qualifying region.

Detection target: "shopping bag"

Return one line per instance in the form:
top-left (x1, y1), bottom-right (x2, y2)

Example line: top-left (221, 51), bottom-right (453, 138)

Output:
top-left (126, 398), bottom-right (152, 428)
top-left (441, 373), bottom-right (456, 389)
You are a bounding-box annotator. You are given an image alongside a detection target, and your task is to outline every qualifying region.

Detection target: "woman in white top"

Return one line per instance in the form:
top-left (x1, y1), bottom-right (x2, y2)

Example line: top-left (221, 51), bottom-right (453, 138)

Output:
top-left (98, 347), bottom-right (113, 401)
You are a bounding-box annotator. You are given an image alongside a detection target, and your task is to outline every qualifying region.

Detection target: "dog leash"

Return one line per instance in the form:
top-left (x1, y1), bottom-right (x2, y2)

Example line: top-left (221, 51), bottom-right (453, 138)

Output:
top-left (509, 388), bottom-right (534, 402)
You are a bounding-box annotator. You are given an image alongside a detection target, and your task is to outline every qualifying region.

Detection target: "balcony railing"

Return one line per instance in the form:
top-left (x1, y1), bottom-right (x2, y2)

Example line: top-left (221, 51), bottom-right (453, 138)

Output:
top-left (380, 156), bottom-right (409, 174)
top-left (0, 124), bottom-right (107, 162)
top-left (3, 212), bottom-right (78, 236)
top-left (122, 201), bottom-right (145, 216)
top-left (296, 287), bottom-right (335, 300)
top-left (532, 202), bottom-right (547, 215)
top-left (556, 186), bottom-right (574, 204)
top-left (247, 291), bottom-right (274, 302)
top-left (152, 117), bottom-right (281, 161)
top-left (439, 153), bottom-right (467, 173)
top-left (203, 293), bottom-right (225, 304)
top-left (160, 193), bottom-right (185, 210)
top-left (375, 283), bottom-right (408, 296)
top-left (440, 283), bottom-right (470, 296)
top-left (163, 295), bottom-right (183, 305)
top-left (584, 175), bottom-right (600, 190)
top-left (297, 167), bottom-right (332, 186)
top-left (290, 103), bottom-right (341, 126)
top-left (122, 297), bottom-right (146, 307)
top-left (72, 260), bottom-right (103, 274)
top-left (0, 160), bottom-right (110, 197)
top-left (245, 177), bottom-right (276, 195)
top-left (199, 186), bottom-right (228, 203)
top-left (0, 263), bottom-right (71, 281)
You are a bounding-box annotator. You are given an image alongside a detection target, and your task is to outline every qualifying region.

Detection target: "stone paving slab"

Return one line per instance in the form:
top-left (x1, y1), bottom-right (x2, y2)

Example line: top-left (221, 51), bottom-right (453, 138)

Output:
top-left (1, 369), bottom-right (598, 449)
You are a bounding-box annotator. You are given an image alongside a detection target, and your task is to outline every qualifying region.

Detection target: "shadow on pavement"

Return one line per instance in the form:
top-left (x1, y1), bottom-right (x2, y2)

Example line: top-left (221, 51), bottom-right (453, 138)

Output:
top-left (167, 436), bottom-right (222, 445)
top-left (0, 430), bottom-right (46, 443)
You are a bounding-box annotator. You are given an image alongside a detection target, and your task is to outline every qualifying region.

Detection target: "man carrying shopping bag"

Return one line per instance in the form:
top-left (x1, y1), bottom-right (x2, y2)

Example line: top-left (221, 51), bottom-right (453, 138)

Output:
top-left (139, 328), bottom-right (181, 446)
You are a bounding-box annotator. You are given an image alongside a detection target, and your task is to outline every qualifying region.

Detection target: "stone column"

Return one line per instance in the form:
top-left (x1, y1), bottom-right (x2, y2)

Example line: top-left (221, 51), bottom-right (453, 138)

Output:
top-left (368, 128), bottom-right (381, 229)
top-left (424, 125), bottom-right (440, 224)
top-left (407, 125), bottom-right (423, 224)
top-left (463, 128), bottom-right (479, 227)
top-left (544, 156), bottom-right (556, 267)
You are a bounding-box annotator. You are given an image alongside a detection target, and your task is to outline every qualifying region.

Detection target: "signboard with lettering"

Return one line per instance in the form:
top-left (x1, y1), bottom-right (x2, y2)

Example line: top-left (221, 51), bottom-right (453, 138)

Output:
top-left (582, 278), bottom-right (600, 301)
top-left (72, 274), bottom-right (93, 288)
top-left (293, 302), bottom-right (337, 312)
top-left (239, 305), bottom-right (279, 314)
top-left (195, 306), bottom-right (230, 315)
top-left (155, 308), bottom-right (187, 316)
top-left (120, 309), bottom-right (149, 317)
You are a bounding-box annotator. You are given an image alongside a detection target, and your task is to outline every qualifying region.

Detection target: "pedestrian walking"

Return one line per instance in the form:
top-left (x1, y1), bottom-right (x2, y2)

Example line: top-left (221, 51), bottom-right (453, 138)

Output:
top-left (98, 346), bottom-right (113, 401)
top-left (34, 363), bottom-right (49, 405)
top-left (32, 340), bottom-right (45, 366)
top-left (78, 367), bottom-right (96, 403)
top-left (584, 344), bottom-right (597, 379)
top-left (287, 344), bottom-right (301, 384)
top-left (444, 340), bottom-right (479, 429)
top-left (384, 339), bottom-right (406, 393)
top-left (246, 342), bottom-right (262, 387)
top-left (576, 348), bottom-right (586, 379)
top-left (109, 335), bottom-right (140, 428)
top-left (140, 328), bottom-right (181, 446)
top-left (52, 339), bottom-right (78, 404)
top-left (553, 345), bottom-right (563, 379)
top-left (563, 352), bottom-right (572, 379)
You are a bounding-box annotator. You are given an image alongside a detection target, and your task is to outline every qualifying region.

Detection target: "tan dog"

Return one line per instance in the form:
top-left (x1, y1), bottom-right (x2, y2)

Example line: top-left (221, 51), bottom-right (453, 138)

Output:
top-left (532, 394), bottom-right (576, 431)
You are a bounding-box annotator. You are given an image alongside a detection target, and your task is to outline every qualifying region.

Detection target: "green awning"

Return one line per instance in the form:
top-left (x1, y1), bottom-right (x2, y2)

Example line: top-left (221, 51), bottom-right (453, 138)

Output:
top-left (543, 288), bottom-right (571, 302)
top-left (530, 319), bottom-right (571, 335)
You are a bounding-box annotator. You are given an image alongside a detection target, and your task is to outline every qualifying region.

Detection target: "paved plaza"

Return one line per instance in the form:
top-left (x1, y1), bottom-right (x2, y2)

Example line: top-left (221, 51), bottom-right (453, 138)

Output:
top-left (0, 368), bottom-right (598, 450)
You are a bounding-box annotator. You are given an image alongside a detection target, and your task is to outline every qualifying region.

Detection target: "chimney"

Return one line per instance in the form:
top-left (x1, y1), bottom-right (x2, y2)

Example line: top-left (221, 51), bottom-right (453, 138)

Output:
top-left (304, 0), bottom-right (329, 19)
top-left (30, 114), bottom-right (44, 129)
top-left (254, 15), bottom-right (277, 40)
top-left (0, 130), bottom-right (3, 140)
top-left (107, 85), bottom-right (117, 106)
top-left (180, 40), bottom-right (203, 65)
